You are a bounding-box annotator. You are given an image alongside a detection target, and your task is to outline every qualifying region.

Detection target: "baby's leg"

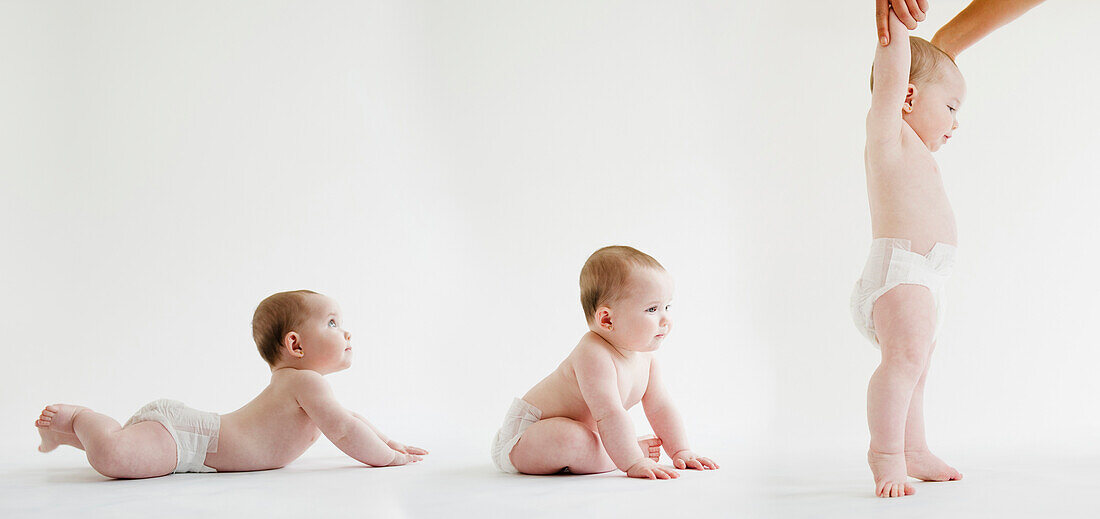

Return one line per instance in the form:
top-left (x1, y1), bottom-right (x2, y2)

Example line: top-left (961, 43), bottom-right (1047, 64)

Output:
top-left (509, 418), bottom-right (660, 475)
top-left (904, 343), bottom-right (963, 482)
top-left (35, 404), bottom-right (176, 479)
top-left (866, 285), bottom-right (936, 498)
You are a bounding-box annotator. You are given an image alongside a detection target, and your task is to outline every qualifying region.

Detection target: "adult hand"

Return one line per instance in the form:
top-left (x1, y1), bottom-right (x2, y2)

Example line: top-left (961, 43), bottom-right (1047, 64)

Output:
top-left (878, 0), bottom-right (929, 45)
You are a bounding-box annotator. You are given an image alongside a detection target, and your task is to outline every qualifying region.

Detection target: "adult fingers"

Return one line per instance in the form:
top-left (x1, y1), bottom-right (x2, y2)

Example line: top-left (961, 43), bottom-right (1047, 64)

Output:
top-left (876, 0), bottom-right (891, 45)
top-left (905, 0), bottom-right (926, 22)
top-left (893, 2), bottom-right (919, 29)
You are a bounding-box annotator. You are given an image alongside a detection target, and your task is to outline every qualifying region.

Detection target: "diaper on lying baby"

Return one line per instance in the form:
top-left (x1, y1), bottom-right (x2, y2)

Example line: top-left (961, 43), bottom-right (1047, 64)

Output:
top-left (850, 238), bottom-right (956, 347)
top-left (490, 398), bottom-right (542, 473)
top-left (125, 399), bottom-right (220, 473)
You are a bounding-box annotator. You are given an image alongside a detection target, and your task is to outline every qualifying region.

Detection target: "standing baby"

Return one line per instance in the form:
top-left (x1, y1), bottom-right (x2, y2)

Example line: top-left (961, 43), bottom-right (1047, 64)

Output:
top-left (492, 246), bottom-right (718, 479)
top-left (35, 290), bottom-right (426, 478)
top-left (851, 8), bottom-right (966, 498)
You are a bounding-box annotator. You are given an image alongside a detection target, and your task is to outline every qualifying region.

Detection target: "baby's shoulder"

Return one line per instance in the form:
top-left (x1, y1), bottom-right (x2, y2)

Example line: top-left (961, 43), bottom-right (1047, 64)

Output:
top-left (566, 334), bottom-right (626, 377)
top-left (572, 333), bottom-right (615, 360)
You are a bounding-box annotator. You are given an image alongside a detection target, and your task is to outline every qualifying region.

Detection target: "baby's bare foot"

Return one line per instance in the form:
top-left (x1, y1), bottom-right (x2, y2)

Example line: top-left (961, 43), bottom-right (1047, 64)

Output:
top-left (35, 404), bottom-right (87, 452)
top-left (638, 435), bottom-right (662, 462)
top-left (906, 449), bottom-right (962, 482)
top-left (868, 450), bottom-right (915, 498)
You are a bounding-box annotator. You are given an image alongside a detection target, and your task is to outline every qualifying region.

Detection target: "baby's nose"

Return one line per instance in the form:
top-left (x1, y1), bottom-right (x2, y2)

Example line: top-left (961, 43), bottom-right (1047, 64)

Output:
top-left (345, 331), bottom-right (352, 341)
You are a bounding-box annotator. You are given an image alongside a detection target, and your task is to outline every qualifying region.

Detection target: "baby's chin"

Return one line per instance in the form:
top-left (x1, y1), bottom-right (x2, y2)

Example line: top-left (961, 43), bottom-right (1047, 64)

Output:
top-left (922, 138), bottom-right (944, 152)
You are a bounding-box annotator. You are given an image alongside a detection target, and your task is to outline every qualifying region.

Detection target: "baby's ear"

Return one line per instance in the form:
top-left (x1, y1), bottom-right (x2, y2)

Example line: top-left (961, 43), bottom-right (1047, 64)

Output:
top-left (596, 307), bottom-right (613, 332)
top-left (903, 83), bottom-right (917, 112)
top-left (283, 331), bottom-right (305, 358)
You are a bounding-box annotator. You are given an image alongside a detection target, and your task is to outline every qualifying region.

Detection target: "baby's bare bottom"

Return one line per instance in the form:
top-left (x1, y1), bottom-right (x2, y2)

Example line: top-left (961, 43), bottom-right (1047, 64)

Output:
top-left (36, 404), bottom-right (176, 479)
top-left (508, 417), bottom-right (661, 475)
top-left (867, 285), bottom-right (962, 498)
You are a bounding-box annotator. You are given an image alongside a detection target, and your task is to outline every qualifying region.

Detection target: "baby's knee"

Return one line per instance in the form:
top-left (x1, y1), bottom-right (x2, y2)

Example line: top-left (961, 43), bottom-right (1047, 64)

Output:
top-left (881, 338), bottom-right (931, 376)
top-left (86, 443), bottom-right (129, 478)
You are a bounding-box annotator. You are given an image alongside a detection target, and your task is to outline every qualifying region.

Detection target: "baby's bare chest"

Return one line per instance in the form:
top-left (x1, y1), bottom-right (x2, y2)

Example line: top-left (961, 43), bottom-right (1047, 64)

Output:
top-left (613, 359), bottom-right (651, 407)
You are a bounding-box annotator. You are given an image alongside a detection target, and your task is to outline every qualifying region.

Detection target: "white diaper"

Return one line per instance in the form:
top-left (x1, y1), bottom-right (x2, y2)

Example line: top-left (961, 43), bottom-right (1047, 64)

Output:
top-left (125, 399), bottom-right (220, 473)
top-left (490, 398), bottom-right (542, 473)
top-left (850, 238), bottom-right (956, 347)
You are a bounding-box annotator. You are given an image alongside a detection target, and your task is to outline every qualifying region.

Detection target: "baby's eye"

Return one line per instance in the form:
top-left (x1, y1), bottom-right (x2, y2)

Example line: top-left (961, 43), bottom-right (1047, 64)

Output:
top-left (328, 319), bottom-right (337, 327)
top-left (665, 305), bottom-right (671, 311)
top-left (646, 306), bottom-right (658, 313)
top-left (947, 105), bottom-right (956, 113)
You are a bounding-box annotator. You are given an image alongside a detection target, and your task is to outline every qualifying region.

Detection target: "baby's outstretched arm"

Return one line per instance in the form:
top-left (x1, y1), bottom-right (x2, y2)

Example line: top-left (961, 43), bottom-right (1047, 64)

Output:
top-left (576, 348), bottom-right (678, 479)
top-left (294, 372), bottom-right (421, 466)
top-left (867, 8), bottom-right (912, 147)
top-left (641, 359), bottom-right (718, 470)
top-left (350, 411), bottom-right (429, 456)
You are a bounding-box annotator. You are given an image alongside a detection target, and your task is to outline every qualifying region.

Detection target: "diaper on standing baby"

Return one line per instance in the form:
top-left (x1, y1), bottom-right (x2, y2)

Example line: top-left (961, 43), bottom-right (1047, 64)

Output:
top-left (850, 238), bottom-right (956, 347)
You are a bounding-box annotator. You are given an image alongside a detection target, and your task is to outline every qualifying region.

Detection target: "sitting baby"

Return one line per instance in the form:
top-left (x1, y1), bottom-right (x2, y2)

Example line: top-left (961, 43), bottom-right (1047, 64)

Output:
top-left (491, 246), bottom-right (718, 479)
top-left (35, 290), bottom-right (427, 478)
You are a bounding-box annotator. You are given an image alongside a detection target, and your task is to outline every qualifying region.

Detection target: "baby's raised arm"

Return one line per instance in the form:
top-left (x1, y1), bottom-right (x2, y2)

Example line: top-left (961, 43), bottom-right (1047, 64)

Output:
top-left (867, 8), bottom-right (912, 147)
top-left (293, 372), bottom-right (420, 466)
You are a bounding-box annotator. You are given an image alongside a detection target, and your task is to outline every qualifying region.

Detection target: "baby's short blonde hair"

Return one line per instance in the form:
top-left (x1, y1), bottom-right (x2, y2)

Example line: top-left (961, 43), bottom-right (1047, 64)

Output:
top-left (252, 290), bottom-right (318, 367)
top-left (580, 246), bottom-right (665, 323)
top-left (870, 36), bottom-right (958, 92)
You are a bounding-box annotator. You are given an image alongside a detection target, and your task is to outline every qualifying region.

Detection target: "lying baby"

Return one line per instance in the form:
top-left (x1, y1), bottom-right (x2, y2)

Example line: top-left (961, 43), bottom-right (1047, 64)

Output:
top-left (36, 290), bottom-right (427, 478)
top-left (492, 246), bottom-right (718, 479)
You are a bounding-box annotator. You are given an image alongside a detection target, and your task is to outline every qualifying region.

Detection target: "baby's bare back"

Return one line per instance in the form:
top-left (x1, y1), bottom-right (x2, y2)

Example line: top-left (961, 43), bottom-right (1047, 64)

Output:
top-left (203, 370), bottom-right (323, 471)
top-left (521, 333), bottom-right (651, 429)
top-left (865, 126), bottom-right (957, 253)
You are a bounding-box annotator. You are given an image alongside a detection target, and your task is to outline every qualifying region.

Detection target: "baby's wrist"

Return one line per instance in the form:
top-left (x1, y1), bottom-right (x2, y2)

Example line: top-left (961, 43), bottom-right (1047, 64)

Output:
top-left (670, 449), bottom-right (694, 459)
top-left (625, 457), bottom-right (653, 471)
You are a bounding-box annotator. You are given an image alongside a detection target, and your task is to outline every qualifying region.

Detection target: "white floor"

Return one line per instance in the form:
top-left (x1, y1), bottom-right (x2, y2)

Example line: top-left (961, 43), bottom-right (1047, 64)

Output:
top-left (2, 444), bottom-right (1096, 518)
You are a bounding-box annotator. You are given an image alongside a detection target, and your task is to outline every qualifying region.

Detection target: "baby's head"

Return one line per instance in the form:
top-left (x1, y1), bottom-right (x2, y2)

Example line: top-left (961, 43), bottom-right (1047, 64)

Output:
top-left (252, 290), bottom-right (353, 374)
top-left (873, 36), bottom-right (966, 151)
top-left (580, 246), bottom-right (674, 352)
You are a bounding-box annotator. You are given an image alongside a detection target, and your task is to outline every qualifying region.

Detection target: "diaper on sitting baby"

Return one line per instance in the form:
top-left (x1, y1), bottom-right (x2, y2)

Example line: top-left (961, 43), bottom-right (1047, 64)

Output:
top-left (490, 398), bottom-right (542, 473)
top-left (125, 399), bottom-right (221, 473)
top-left (850, 238), bottom-right (956, 347)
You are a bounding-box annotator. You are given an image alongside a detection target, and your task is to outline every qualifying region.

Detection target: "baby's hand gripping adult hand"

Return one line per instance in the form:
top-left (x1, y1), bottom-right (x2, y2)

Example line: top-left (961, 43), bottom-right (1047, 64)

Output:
top-left (671, 450), bottom-right (719, 470)
top-left (625, 458), bottom-right (679, 480)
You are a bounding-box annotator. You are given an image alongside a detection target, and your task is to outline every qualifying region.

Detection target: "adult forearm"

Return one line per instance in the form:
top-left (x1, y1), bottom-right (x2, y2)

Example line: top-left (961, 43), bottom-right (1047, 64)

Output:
top-left (932, 0), bottom-right (1045, 58)
top-left (595, 411), bottom-right (646, 471)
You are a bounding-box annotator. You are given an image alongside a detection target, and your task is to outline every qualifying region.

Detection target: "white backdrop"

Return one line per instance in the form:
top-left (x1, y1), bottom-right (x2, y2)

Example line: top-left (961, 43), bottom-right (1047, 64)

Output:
top-left (2, 1), bottom-right (1097, 471)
